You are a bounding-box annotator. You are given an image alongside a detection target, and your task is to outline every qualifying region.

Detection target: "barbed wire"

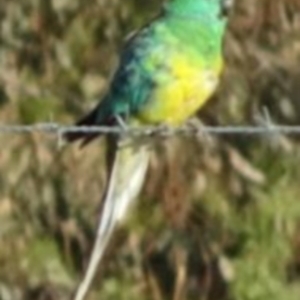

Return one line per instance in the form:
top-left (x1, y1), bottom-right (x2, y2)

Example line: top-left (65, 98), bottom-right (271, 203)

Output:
top-left (0, 122), bottom-right (300, 137)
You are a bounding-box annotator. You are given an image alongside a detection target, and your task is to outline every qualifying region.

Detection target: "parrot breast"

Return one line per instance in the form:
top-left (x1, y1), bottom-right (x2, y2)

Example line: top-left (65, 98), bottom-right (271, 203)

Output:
top-left (137, 52), bottom-right (222, 125)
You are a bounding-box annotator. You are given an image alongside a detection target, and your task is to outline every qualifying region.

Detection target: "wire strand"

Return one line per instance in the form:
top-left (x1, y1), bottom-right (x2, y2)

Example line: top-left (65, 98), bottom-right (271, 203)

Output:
top-left (0, 123), bottom-right (300, 136)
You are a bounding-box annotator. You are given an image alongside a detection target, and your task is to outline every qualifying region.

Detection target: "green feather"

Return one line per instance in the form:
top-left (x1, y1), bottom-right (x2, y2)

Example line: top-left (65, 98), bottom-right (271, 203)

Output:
top-left (99, 0), bottom-right (225, 120)
top-left (165, 0), bottom-right (222, 18)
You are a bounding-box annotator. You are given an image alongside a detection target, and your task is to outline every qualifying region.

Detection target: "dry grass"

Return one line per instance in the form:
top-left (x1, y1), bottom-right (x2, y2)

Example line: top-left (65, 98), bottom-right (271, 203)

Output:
top-left (0, 0), bottom-right (300, 299)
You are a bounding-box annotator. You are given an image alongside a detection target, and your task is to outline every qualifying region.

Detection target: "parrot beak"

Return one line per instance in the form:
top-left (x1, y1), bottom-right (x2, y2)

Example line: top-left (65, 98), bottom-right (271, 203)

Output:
top-left (220, 0), bottom-right (234, 18)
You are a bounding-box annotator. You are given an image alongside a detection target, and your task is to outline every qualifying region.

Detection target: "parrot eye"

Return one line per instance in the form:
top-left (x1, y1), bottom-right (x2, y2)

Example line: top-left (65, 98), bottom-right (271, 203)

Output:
top-left (220, 0), bottom-right (234, 17)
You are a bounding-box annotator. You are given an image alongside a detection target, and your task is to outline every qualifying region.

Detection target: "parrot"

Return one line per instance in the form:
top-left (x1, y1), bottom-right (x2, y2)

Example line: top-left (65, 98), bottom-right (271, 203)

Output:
top-left (65, 0), bottom-right (232, 299)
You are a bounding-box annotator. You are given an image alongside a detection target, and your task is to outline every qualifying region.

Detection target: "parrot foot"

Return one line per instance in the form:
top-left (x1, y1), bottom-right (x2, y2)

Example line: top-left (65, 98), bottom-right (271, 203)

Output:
top-left (186, 118), bottom-right (213, 144)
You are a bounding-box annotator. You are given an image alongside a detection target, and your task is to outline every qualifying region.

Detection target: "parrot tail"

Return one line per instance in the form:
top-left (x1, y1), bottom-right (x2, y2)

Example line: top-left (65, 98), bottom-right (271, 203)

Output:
top-left (72, 138), bottom-right (151, 300)
top-left (64, 103), bottom-right (115, 146)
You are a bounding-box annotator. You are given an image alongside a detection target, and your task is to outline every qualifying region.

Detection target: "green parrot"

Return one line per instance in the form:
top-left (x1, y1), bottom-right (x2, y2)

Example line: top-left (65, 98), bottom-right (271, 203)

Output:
top-left (65, 0), bottom-right (232, 299)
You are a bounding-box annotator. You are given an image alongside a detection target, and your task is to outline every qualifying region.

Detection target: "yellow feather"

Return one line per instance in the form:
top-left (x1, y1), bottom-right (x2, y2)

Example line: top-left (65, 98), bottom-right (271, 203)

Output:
top-left (138, 54), bottom-right (222, 125)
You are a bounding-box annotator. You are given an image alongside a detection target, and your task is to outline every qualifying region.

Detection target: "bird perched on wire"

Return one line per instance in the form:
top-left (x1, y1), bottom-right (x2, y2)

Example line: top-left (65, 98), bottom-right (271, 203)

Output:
top-left (65, 0), bottom-right (232, 299)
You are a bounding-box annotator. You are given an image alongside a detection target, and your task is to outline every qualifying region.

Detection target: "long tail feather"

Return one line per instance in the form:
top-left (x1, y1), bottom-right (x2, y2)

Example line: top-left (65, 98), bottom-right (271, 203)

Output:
top-left (72, 138), bottom-right (151, 300)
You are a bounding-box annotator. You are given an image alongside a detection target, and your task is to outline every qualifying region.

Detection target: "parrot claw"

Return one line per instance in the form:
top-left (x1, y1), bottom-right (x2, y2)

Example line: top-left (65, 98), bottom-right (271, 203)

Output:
top-left (115, 114), bottom-right (128, 131)
top-left (186, 118), bottom-right (212, 143)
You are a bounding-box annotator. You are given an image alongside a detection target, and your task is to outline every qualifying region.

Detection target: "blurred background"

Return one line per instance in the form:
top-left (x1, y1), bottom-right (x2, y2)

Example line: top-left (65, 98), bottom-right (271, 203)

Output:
top-left (1, 0), bottom-right (300, 299)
